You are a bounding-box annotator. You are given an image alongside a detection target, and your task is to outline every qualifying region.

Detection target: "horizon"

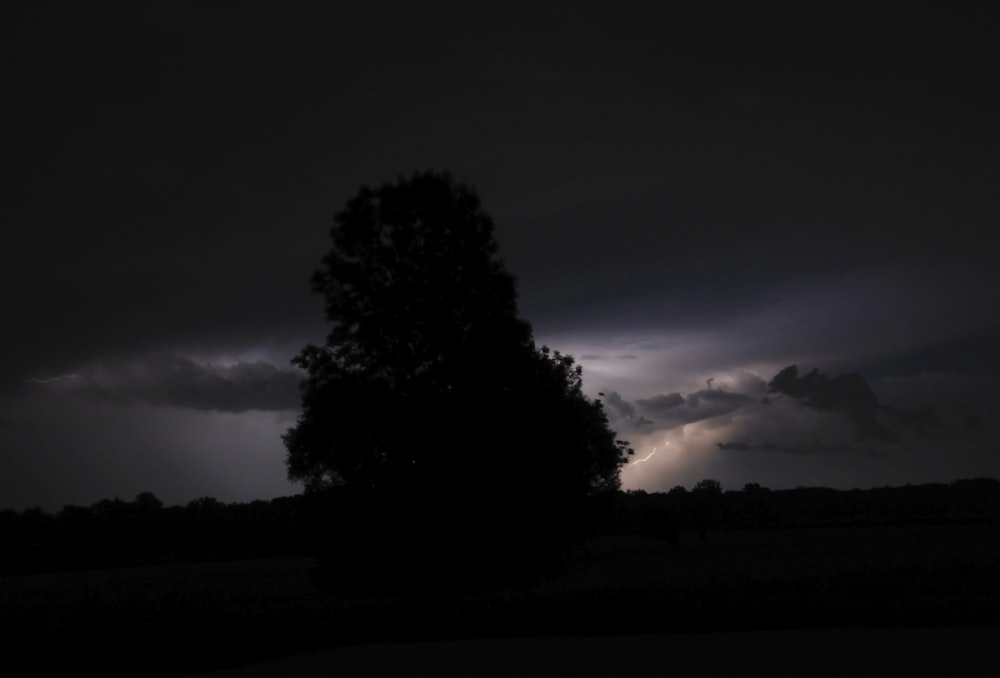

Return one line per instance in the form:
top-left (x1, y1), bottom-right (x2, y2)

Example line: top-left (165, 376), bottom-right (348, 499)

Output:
top-left (8, 473), bottom-right (1000, 516)
top-left (8, 465), bottom-right (1000, 516)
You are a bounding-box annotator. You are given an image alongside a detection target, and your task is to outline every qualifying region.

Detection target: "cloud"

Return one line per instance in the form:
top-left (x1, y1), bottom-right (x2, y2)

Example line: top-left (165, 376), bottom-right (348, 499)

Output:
top-left (715, 439), bottom-right (866, 456)
top-left (767, 365), bottom-right (896, 442)
top-left (631, 389), bottom-right (753, 429)
top-left (602, 391), bottom-right (635, 419)
top-left (612, 364), bottom-right (981, 489)
top-left (709, 364), bottom-right (987, 462)
top-left (686, 388), bottom-right (753, 409)
top-left (607, 364), bottom-right (971, 456)
top-left (636, 392), bottom-right (685, 415)
top-left (27, 354), bottom-right (303, 413)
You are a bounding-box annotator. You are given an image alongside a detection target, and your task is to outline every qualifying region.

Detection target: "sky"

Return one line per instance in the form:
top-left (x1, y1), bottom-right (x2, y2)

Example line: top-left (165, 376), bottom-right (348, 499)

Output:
top-left (3, 2), bottom-right (999, 511)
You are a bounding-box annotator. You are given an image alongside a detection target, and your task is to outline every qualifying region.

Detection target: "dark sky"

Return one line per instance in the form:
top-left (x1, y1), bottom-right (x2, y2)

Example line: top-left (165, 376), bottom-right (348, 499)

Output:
top-left (3, 2), bottom-right (999, 510)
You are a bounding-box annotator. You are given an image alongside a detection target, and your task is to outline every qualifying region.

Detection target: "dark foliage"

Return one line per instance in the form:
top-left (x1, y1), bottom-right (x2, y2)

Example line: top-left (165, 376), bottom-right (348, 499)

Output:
top-left (615, 477), bottom-right (1000, 540)
top-left (3, 478), bottom-right (998, 577)
top-left (283, 171), bottom-right (632, 592)
top-left (0, 494), bottom-right (308, 575)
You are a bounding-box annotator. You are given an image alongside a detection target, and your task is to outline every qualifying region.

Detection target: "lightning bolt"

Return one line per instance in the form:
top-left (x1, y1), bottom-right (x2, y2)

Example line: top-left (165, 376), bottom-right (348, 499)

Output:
top-left (631, 441), bottom-right (669, 465)
top-left (631, 449), bottom-right (656, 465)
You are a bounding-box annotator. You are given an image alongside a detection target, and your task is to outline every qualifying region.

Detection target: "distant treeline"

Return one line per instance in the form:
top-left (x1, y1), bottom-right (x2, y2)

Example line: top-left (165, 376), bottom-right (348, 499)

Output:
top-left (611, 478), bottom-right (1000, 541)
top-left (0, 494), bottom-right (309, 575)
top-left (2, 478), bottom-right (999, 575)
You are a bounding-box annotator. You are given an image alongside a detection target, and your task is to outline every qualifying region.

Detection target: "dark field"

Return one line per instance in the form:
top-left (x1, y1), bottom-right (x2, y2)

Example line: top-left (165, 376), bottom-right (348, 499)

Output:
top-left (3, 524), bottom-right (1000, 677)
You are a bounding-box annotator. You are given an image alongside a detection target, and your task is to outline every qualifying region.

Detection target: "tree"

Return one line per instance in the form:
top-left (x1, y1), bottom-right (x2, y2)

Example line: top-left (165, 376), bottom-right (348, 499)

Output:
top-left (283, 171), bottom-right (631, 591)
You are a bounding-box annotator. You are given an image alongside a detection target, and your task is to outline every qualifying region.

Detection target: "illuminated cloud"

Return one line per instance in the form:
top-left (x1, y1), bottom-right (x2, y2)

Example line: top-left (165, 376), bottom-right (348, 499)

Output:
top-left (609, 360), bottom-right (994, 494)
top-left (26, 354), bottom-right (303, 413)
top-left (627, 388), bottom-right (756, 431)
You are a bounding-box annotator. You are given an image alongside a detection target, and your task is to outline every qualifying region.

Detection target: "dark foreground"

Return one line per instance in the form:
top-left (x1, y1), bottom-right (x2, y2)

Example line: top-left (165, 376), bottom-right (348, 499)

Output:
top-left (3, 525), bottom-right (999, 677)
top-left (196, 628), bottom-right (1000, 678)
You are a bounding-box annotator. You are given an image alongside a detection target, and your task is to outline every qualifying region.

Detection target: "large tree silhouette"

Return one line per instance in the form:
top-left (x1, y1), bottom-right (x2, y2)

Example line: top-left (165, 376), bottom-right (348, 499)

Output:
top-left (284, 171), bottom-right (631, 591)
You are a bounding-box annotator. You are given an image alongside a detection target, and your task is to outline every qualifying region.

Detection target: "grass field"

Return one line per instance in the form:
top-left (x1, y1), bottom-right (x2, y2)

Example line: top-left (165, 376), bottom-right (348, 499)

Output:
top-left (3, 524), bottom-right (999, 676)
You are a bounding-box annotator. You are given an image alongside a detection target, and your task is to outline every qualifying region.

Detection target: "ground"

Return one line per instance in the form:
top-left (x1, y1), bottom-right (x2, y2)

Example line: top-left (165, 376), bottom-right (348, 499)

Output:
top-left (4, 525), bottom-right (999, 676)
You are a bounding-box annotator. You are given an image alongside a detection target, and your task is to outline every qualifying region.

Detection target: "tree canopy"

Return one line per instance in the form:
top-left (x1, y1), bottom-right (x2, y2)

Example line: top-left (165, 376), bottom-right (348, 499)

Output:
top-left (284, 171), bottom-right (630, 500)
top-left (283, 171), bottom-right (631, 590)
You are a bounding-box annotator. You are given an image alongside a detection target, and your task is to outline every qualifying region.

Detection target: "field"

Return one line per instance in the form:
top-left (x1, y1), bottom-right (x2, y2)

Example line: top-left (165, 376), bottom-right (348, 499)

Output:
top-left (3, 524), bottom-right (1000, 676)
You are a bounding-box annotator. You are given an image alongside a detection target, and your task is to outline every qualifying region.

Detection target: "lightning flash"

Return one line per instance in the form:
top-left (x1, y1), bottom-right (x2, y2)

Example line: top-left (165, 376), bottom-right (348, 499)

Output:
top-left (631, 441), bottom-right (669, 465)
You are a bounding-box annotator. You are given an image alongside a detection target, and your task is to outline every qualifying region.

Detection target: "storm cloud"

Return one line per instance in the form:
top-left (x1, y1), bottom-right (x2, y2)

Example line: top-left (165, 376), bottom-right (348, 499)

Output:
top-left (612, 364), bottom-right (977, 465)
top-left (767, 365), bottom-right (896, 442)
top-left (636, 393), bottom-right (685, 415)
top-left (26, 355), bottom-right (303, 413)
top-left (628, 388), bottom-right (756, 430)
top-left (602, 391), bottom-right (635, 419)
top-left (715, 440), bottom-right (868, 457)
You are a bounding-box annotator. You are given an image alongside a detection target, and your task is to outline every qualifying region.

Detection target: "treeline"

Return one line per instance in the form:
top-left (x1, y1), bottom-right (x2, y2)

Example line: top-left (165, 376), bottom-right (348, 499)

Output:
top-left (0, 493), bottom-right (309, 575)
top-left (612, 477), bottom-right (1000, 540)
top-left (3, 478), bottom-right (1000, 575)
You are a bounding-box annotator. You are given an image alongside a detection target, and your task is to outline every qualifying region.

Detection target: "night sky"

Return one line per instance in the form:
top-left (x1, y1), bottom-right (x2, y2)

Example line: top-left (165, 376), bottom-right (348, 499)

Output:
top-left (3, 2), bottom-right (999, 511)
